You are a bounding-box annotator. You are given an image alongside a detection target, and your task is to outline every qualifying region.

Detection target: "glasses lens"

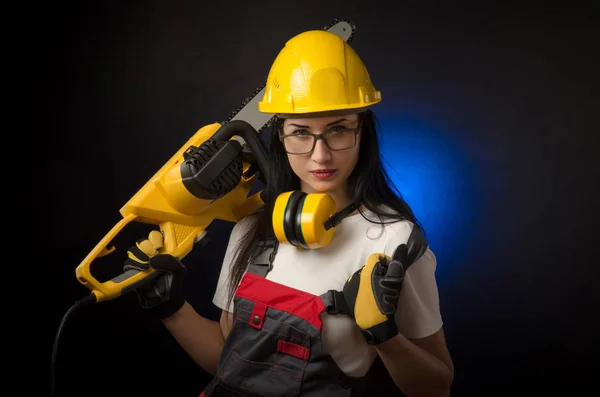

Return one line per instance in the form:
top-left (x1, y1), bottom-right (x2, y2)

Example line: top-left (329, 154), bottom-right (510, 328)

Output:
top-left (282, 129), bottom-right (357, 154)
top-left (326, 129), bottom-right (356, 150)
top-left (283, 135), bottom-right (314, 154)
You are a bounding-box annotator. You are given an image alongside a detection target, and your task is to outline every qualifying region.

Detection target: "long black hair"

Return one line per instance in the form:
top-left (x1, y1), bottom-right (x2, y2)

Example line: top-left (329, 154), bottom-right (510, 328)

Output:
top-left (225, 109), bottom-right (423, 309)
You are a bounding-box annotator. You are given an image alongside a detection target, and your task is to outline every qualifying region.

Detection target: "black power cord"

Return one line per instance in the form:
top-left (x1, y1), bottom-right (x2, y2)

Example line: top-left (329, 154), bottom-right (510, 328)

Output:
top-left (51, 294), bottom-right (97, 397)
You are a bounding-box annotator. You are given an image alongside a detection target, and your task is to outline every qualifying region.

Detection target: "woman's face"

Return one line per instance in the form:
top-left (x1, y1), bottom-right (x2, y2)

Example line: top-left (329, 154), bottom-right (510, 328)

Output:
top-left (281, 113), bottom-right (361, 201)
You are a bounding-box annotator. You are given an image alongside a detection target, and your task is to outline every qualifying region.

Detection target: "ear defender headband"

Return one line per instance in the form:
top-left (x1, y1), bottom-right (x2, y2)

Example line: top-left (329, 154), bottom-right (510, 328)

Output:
top-left (272, 190), bottom-right (360, 249)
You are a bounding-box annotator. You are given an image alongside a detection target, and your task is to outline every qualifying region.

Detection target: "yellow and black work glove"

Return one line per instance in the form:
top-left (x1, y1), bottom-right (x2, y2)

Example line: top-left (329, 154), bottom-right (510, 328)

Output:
top-left (122, 230), bottom-right (186, 319)
top-left (342, 244), bottom-right (413, 345)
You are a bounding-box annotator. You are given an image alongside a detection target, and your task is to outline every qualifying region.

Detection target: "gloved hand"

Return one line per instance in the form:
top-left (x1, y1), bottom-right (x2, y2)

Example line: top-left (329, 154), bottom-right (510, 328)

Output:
top-left (342, 244), bottom-right (411, 345)
top-left (123, 230), bottom-right (186, 319)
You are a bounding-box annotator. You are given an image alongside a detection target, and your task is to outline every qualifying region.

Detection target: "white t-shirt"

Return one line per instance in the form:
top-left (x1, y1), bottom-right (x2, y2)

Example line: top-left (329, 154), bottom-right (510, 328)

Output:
top-left (212, 207), bottom-right (443, 378)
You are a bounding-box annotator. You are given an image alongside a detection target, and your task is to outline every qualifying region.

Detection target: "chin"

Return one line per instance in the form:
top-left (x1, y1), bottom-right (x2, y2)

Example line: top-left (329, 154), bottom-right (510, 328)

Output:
top-left (306, 179), bottom-right (339, 193)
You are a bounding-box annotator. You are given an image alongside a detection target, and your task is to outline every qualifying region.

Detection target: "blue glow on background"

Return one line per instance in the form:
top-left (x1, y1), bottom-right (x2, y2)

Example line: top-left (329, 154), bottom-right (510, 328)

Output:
top-left (375, 111), bottom-right (481, 280)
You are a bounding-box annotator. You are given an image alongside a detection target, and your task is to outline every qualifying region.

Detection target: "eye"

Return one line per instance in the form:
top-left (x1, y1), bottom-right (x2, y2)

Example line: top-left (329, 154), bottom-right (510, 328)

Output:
top-left (291, 129), bottom-right (309, 135)
top-left (328, 125), bottom-right (347, 133)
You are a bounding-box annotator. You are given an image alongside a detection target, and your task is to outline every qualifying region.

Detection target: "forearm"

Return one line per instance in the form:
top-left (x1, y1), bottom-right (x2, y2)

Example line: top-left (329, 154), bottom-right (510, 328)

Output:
top-left (161, 301), bottom-right (225, 376)
top-left (376, 333), bottom-right (453, 397)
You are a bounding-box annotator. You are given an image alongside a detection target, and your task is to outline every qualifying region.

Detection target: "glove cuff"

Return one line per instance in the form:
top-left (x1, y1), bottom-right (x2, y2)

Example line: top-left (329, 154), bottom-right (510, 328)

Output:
top-left (361, 318), bottom-right (399, 345)
top-left (134, 273), bottom-right (186, 320)
top-left (146, 295), bottom-right (185, 320)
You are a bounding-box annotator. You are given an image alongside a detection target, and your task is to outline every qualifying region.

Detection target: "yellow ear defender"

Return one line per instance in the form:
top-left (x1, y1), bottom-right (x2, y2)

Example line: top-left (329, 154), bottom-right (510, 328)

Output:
top-left (272, 190), bottom-right (360, 249)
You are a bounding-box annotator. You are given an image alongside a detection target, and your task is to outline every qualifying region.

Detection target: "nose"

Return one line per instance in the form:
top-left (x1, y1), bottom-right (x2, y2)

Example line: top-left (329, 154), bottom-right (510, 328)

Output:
top-left (311, 138), bottom-right (332, 163)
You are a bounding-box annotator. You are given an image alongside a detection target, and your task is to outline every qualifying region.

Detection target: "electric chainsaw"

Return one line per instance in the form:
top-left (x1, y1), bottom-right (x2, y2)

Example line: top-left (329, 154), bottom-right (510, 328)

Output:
top-left (74, 19), bottom-right (356, 303)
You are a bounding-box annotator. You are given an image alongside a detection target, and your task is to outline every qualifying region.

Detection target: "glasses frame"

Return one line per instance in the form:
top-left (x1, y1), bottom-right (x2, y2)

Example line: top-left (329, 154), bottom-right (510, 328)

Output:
top-left (278, 122), bottom-right (362, 155)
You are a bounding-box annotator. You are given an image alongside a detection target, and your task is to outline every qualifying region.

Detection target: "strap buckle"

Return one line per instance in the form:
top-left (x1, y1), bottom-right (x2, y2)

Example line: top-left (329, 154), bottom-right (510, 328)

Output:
top-left (247, 238), bottom-right (279, 277)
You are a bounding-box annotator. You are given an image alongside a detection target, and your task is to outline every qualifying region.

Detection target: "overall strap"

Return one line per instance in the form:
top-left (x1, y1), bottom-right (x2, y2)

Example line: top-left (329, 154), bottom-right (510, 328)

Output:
top-left (319, 290), bottom-right (350, 315)
top-left (246, 234), bottom-right (279, 278)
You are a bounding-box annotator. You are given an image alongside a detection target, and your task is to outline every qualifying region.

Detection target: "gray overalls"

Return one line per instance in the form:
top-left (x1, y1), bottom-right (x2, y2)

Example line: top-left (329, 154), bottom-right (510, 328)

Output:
top-left (201, 237), bottom-right (368, 396)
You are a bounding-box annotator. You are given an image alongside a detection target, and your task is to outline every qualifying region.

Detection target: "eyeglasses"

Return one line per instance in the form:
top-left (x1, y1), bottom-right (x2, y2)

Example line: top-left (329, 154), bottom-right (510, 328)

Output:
top-left (279, 124), bottom-right (361, 155)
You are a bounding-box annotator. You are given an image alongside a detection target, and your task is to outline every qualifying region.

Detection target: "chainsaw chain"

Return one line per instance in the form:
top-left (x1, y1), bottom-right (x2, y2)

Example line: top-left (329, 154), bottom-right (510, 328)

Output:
top-left (222, 18), bottom-right (356, 132)
top-left (326, 18), bottom-right (356, 44)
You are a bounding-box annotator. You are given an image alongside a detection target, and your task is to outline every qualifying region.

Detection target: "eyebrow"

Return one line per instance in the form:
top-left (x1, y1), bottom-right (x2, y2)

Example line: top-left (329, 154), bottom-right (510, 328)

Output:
top-left (287, 118), bottom-right (349, 128)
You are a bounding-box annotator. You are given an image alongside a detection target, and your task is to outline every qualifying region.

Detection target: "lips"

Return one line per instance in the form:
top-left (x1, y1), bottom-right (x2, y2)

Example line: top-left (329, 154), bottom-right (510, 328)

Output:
top-left (310, 169), bottom-right (336, 179)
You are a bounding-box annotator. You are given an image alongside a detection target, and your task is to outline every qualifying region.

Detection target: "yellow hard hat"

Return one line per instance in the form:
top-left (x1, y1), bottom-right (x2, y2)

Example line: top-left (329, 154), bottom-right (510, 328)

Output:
top-left (258, 30), bottom-right (382, 116)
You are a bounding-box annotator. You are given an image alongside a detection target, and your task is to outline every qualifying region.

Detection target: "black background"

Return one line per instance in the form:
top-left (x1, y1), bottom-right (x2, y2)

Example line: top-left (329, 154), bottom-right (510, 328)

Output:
top-left (38, 1), bottom-right (598, 396)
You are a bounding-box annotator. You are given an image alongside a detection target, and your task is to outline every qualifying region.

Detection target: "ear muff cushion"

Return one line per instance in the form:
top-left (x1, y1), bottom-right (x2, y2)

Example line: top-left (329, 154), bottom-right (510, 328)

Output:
top-left (283, 190), bottom-right (306, 247)
top-left (294, 194), bottom-right (309, 249)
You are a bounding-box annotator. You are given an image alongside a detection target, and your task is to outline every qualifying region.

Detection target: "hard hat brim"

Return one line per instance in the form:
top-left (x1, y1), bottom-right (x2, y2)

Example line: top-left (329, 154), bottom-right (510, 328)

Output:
top-left (274, 106), bottom-right (373, 120)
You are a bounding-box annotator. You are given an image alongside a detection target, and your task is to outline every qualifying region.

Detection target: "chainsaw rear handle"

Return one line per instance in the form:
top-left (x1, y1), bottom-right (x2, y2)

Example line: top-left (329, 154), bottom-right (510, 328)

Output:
top-left (75, 214), bottom-right (205, 303)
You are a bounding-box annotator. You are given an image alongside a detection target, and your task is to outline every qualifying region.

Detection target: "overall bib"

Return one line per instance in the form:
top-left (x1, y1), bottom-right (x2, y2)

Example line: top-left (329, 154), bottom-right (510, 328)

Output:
top-left (201, 238), bottom-right (366, 397)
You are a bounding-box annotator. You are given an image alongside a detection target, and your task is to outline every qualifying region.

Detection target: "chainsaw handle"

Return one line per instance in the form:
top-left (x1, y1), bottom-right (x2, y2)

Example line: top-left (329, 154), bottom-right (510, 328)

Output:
top-left (75, 214), bottom-right (206, 303)
top-left (75, 214), bottom-right (151, 302)
top-left (213, 120), bottom-right (270, 183)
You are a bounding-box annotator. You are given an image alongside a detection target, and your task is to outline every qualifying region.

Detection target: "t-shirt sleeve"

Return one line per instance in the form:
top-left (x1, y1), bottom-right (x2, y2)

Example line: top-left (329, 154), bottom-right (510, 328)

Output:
top-left (384, 224), bottom-right (444, 339)
top-left (212, 216), bottom-right (254, 313)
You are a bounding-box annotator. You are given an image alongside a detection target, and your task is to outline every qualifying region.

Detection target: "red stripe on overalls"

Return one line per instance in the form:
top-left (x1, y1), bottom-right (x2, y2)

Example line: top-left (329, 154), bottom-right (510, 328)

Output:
top-left (235, 272), bottom-right (326, 329)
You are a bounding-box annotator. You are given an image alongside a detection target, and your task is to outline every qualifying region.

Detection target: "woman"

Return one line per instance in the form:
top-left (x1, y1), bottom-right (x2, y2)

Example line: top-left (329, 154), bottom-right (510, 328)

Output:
top-left (125, 30), bottom-right (454, 396)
